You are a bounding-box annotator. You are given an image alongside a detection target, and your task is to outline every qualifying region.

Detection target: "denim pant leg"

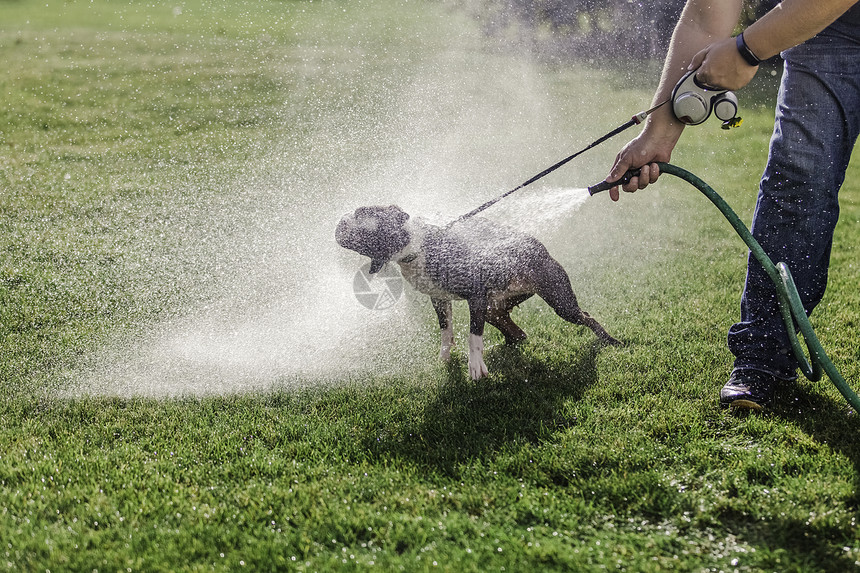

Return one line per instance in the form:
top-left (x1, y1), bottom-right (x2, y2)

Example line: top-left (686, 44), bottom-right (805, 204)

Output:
top-left (727, 27), bottom-right (860, 380)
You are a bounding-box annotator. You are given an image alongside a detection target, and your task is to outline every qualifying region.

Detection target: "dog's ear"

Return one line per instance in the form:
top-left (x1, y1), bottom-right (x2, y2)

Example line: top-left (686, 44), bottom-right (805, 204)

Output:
top-left (383, 205), bottom-right (409, 227)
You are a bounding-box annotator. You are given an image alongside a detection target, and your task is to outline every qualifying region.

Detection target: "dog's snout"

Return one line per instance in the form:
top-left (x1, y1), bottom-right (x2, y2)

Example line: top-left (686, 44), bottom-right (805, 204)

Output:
top-left (335, 215), bottom-right (354, 247)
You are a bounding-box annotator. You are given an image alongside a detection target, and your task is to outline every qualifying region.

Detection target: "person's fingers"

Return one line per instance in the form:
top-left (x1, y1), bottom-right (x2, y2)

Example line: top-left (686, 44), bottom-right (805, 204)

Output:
top-left (688, 47), bottom-right (708, 71)
top-left (646, 162), bottom-right (661, 185)
top-left (618, 162), bottom-right (662, 193)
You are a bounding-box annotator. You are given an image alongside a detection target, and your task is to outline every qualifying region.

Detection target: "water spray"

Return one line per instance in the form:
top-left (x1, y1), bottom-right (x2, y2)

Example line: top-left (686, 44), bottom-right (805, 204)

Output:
top-left (454, 99), bottom-right (671, 223)
top-left (456, 69), bottom-right (741, 223)
top-left (591, 163), bottom-right (860, 412)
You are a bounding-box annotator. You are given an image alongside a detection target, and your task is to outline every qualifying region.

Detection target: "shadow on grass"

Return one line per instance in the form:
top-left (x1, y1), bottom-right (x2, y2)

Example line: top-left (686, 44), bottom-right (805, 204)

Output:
top-left (775, 381), bottom-right (860, 504)
top-left (367, 338), bottom-right (605, 476)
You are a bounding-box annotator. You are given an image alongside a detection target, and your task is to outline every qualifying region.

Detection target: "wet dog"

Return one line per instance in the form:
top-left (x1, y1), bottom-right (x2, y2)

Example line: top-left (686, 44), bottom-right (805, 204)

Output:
top-left (335, 205), bottom-right (619, 379)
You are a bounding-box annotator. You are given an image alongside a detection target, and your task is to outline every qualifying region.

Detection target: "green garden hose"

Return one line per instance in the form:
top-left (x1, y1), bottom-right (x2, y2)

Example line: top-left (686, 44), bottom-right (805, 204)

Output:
top-left (470, 147), bottom-right (858, 410)
top-left (655, 163), bottom-right (860, 411)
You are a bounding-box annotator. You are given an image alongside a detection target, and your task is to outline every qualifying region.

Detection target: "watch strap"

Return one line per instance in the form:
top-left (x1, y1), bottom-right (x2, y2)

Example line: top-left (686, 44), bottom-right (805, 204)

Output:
top-left (736, 32), bottom-right (762, 66)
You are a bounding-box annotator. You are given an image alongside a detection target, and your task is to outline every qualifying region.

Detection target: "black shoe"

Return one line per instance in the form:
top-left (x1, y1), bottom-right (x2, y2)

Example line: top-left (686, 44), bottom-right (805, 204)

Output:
top-left (720, 369), bottom-right (778, 410)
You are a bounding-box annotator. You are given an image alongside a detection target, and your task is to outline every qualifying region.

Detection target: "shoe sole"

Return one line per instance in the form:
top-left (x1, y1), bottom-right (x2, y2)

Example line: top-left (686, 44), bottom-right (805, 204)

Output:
top-left (725, 398), bottom-right (764, 411)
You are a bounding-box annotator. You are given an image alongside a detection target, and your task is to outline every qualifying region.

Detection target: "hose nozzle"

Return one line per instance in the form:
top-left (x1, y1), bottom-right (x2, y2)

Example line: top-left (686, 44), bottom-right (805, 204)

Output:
top-left (588, 169), bottom-right (641, 195)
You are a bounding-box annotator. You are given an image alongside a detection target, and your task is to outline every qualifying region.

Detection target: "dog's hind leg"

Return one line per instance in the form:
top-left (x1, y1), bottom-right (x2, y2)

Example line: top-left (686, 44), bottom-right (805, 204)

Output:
top-left (487, 294), bottom-right (532, 345)
top-left (467, 295), bottom-right (490, 380)
top-left (536, 263), bottom-right (620, 346)
top-left (432, 298), bottom-right (454, 362)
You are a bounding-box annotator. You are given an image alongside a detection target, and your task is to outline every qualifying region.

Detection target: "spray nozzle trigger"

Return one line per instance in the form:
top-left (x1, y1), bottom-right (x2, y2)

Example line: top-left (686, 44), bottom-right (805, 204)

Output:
top-left (588, 169), bottom-right (642, 195)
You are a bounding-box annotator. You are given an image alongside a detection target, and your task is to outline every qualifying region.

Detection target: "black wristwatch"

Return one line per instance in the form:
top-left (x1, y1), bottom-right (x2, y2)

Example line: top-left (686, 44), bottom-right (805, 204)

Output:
top-left (736, 32), bottom-right (762, 66)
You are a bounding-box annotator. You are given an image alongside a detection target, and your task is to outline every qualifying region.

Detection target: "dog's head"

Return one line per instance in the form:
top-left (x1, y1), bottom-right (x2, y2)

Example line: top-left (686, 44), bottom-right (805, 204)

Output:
top-left (335, 205), bottom-right (410, 274)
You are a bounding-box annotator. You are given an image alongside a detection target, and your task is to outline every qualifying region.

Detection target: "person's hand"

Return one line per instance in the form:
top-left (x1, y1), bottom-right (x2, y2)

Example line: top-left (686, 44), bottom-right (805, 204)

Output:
top-left (606, 148), bottom-right (661, 202)
top-left (688, 37), bottom-right (759, 91)
top-left (605, 109), bottom-right (681, 201)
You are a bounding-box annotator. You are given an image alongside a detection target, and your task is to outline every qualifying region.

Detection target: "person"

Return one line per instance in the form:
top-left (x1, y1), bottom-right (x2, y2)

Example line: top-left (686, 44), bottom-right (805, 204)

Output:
top-left (606, 0), bottom-right (860, 410)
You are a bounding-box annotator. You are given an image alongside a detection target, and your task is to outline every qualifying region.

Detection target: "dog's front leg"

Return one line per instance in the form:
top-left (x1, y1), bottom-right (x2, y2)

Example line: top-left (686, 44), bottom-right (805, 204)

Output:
top-left (431, 298), bottom-right (454, 361)
top-left (467, 296), bottom-right (489, 380)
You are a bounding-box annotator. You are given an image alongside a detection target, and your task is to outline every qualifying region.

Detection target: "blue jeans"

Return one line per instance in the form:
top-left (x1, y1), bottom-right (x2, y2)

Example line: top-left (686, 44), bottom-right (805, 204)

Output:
top-left (727, 21), bottom-right (860, 380)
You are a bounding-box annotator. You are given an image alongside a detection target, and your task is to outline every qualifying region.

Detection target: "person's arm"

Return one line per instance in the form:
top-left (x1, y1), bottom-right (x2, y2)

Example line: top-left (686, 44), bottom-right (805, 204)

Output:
top-left (606, 0), bottom-right (859, 201)
top-left (605, 0), bottom-right (742, 201)
top-left (692, 0), bottom-right (860, 90)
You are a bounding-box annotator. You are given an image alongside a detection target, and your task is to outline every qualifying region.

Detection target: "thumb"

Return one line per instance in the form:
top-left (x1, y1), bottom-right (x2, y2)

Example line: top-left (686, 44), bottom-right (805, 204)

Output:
top-left (687, 48), bottom-right (708, 71)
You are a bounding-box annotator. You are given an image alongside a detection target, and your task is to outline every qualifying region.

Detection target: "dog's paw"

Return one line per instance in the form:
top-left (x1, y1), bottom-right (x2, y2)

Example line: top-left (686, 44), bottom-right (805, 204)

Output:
top-left (468, 334), bottom-right (489, 380)
top-left (469, 358), bottom-right (489, 380)
top-left (602, 334), bottom-right (623, 347)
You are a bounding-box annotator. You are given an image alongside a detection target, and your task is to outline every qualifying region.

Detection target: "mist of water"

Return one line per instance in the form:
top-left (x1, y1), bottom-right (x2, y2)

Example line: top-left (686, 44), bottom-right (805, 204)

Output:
top-left (66, 4), bottom-right (621, 398)
top-left (485, 186), bottom-right (592, 236)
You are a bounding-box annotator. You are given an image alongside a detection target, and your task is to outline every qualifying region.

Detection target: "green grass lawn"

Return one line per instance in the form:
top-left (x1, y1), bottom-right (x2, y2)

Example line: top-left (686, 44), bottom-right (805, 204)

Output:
top-left (2, 0), bottom-right (860, 571)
